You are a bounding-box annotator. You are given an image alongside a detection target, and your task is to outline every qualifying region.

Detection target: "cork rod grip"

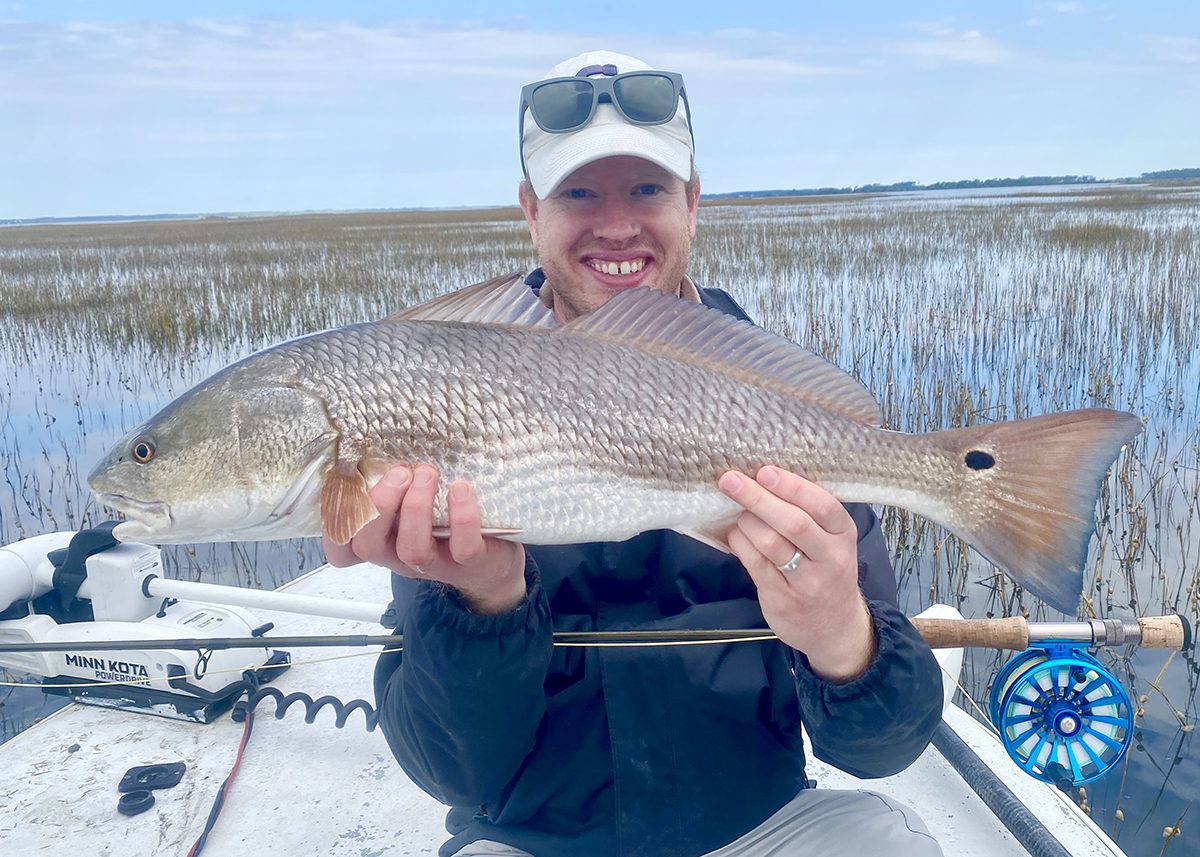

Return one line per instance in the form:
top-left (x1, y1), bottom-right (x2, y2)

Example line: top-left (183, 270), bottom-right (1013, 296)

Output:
top-left (910, 616), bottom-right (1030, 651)
top-left (1137, 615), bottom-right (1190, 650)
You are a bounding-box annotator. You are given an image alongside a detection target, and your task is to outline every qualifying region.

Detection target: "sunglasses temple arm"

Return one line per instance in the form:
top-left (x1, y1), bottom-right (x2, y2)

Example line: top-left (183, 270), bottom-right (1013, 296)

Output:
top-left (517, 102), bottom-right (530, 181)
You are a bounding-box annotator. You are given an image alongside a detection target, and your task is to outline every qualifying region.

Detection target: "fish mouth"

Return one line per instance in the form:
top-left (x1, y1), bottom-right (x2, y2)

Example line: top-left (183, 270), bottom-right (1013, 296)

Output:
top-left (94, 492), bottom-right (173, 537)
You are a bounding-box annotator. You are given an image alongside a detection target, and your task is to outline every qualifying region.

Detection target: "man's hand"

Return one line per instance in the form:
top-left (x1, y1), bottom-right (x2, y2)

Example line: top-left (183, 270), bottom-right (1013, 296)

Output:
top-left (719, 465), bottom-right (875, 683)
top-left (323, 465), bottom-right (527, 614)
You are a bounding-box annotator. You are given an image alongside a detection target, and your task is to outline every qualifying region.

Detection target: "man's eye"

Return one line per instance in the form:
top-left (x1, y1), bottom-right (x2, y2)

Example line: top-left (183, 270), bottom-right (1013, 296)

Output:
top-left (635, 184), bottom-right (660, 196)
top-left (564, 188), bottom-right (590, 199)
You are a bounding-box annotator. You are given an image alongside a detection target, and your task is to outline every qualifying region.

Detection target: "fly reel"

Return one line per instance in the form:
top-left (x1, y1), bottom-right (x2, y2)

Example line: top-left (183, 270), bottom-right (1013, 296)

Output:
top-left (988, 643), bottom-right (1133, 787)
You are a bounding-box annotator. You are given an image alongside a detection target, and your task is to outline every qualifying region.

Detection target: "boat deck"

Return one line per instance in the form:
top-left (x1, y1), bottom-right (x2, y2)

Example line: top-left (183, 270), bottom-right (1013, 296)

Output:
top-left (0, 562), bottom-right (1122, 855)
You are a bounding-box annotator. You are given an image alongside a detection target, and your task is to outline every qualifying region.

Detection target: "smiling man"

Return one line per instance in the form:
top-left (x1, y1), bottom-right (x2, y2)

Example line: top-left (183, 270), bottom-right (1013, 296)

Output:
top-left (519, 154), bottom-right (697, 321)
top-left (327, 51), bottom-right (944, 856)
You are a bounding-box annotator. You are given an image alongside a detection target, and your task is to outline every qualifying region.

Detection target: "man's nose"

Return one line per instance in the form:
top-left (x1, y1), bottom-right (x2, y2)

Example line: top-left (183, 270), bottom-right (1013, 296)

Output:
top-left (590, 198), bottom-right (641, 243)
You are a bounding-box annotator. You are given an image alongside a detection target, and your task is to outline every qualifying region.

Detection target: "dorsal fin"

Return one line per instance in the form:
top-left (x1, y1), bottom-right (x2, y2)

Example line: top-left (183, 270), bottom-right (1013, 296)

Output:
top-left (384, 272), bottom-right (556, 329)
top-left (560, 288), bottom-right (882, 425)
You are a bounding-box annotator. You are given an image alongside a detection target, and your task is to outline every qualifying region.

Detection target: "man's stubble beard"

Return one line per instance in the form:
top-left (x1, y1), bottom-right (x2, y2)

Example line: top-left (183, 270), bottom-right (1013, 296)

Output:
top-left (538, 239), bottom-right (693, 321)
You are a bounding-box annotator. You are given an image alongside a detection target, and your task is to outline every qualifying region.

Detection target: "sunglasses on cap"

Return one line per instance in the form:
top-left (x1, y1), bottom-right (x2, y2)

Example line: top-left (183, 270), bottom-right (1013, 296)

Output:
top-left (519, 66), bottom-right (694, 177)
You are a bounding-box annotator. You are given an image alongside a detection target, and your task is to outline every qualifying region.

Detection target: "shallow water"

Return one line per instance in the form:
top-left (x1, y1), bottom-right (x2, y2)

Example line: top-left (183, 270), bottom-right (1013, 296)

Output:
top-left (1, 187), bottom-right (1197, 854)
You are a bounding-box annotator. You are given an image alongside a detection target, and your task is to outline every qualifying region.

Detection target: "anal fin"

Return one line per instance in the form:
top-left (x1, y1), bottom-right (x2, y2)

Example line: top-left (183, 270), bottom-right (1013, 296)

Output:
top-left (674, 519), bottom-right (736, 554)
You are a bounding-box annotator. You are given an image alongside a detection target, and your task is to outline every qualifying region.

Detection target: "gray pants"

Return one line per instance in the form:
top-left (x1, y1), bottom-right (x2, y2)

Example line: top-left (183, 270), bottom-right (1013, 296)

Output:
top-left (453, 789), bottom-right (944, 855)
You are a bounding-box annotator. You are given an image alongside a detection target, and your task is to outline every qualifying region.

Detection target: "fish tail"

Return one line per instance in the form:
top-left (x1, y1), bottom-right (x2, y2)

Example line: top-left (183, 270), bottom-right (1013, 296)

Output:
top-left (928, 408), bottom-right (1141, 612)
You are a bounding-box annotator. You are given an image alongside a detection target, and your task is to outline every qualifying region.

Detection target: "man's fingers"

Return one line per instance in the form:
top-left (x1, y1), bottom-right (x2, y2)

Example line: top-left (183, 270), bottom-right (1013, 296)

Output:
top-left (336, 466), bottom-right (410, 564)
top-left (735, 512), bottom-right (804, 568)
top-left (755, 467), bottom-right (852, 535)
top-left (727, 525), bottom-right (779, 592)
top-left (322, 536), bottom-right (360, 568)
top-left (446, 481), bottom-right (487, 564)
top-left (719, 468), bottom-right (851, 563)
top-left (394, 465), bottom-right (439, 566)
top-left (719, 469), bottom-right (820, 559)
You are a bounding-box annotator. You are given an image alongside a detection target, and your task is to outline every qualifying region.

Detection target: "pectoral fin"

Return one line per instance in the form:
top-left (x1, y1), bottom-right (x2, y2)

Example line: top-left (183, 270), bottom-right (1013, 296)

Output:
top-left (320, 461), bottom-right (380, 545)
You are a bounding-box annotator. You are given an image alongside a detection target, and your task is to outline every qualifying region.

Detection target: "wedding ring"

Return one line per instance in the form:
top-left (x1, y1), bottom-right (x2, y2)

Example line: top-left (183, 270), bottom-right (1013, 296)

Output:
top-left (777, 549), bottom-right (805, 573)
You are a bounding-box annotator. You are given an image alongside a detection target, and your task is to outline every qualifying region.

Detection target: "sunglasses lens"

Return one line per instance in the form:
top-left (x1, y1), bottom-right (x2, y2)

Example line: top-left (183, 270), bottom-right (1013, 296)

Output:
top-left (613, 74), bottom-right (677, 122)
top-left (531, 80), bottom-right (594, 131)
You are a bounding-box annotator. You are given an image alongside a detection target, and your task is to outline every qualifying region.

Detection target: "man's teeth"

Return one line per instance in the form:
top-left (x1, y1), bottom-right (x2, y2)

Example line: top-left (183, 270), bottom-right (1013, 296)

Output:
top-left (589, 258), bottom-right (646, 276)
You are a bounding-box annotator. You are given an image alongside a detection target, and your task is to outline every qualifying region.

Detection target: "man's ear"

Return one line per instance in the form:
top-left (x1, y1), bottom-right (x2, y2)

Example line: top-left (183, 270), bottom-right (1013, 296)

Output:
top-left (518, 180), bottom-right (539, 245)
top-left (686, 174), bottom-right (701, 239)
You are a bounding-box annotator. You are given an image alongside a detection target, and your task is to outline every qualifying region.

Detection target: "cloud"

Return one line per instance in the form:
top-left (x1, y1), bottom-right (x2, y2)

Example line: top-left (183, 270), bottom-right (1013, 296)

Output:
top-left (655, 48), bottom-right (848, 77)
top-left (0, 17), bottom-right (853, 113)
top-left (0, 18), bottom-right (550, 106)
top-left (145, 128), bottom-right (294, 145)
top-left (1144, 35), bottom-right (1200, 65)
top-left (897, 24), bottom-right (1010, 66)
top-left (0, 16), bottom-right (849, 102)
top-left (1052, 2), bottom-right (1085, 14)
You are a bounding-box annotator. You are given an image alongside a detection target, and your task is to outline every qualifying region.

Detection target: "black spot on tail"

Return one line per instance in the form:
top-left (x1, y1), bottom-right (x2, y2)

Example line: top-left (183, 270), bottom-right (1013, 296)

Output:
top-left (965, 450), bottom-right (996, 470)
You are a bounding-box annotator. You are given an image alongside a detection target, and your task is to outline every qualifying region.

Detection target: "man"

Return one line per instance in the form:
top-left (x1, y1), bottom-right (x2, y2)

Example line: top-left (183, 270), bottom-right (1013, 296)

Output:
top-left (326, 51), bottom-right (944, 856)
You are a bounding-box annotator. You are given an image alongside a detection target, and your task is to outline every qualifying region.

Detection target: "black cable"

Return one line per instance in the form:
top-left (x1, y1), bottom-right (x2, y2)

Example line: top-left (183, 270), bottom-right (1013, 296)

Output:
top-left (179, 675), bottom-right (377, 854)
top-left (166, 673), bottom-right (379, 731)
top-left (187, 698), bottom-right (255, 857)
top-left (232, 684), bottom-right (378, 731)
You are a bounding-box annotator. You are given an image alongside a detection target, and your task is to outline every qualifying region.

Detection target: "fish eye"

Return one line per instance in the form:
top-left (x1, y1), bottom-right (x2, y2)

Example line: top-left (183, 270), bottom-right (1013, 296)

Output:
top-left (131, 437), bottom-right (156, 464)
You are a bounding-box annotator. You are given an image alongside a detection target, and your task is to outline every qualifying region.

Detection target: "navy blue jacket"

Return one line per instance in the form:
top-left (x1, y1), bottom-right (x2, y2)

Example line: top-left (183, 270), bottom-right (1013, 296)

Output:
top-left (374, 281), bottom-right (944, 857)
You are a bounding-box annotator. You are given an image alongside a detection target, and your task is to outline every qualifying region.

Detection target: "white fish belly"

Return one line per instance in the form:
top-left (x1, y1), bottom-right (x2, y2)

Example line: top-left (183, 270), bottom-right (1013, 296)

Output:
top-left (441, 459), bottom-right (742, 544)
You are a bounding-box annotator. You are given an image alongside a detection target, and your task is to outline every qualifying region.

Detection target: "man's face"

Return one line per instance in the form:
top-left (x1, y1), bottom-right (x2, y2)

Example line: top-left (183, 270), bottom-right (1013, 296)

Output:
top-left (519, 156), bottom-right (700, 321)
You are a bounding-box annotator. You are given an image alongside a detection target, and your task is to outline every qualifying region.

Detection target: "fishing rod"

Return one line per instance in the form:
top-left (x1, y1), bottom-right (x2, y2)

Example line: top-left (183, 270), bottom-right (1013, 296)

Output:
top-left (3, 610), bottom-right (1190, 793)
top-left (0, 614), bottom-right (1189, 654)
top-left (2, 526), bottom-right (1192, 790)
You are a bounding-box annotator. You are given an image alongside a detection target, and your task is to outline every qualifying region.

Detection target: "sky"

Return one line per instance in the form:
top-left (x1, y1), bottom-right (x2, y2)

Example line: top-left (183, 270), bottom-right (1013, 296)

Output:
top-left (2, 1), bottom-right (1198, 219)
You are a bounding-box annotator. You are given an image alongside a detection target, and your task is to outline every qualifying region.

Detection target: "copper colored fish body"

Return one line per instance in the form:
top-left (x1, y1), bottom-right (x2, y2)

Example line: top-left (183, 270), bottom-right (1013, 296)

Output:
top-left (88, 275), bottom-right (1141, 611)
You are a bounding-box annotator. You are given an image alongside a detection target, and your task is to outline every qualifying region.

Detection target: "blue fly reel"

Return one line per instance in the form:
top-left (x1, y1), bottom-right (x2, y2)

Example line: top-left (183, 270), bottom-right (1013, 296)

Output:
top-left (988, 642), bottom-right (1133, 786)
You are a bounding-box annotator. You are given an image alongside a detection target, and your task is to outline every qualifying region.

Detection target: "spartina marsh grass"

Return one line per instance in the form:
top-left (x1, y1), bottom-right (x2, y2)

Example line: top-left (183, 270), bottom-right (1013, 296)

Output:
top-left (1, 183), bottom-right (1197, 853)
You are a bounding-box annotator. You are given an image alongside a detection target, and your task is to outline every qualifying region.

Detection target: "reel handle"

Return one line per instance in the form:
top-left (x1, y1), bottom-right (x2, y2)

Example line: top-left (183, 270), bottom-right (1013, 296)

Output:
top-left (911, 614), bottom-right (1191, 651)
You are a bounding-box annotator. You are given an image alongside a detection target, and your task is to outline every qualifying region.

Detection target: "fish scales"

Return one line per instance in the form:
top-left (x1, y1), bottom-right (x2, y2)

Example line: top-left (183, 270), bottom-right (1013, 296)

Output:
top-left (88, 278), bottom-right (1142, 610)
top-left (269, 318), bottom-right (921, 543)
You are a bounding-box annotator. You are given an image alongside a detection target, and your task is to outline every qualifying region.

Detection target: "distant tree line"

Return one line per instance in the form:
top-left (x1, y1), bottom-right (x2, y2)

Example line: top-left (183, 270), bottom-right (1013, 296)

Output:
top-left (6, 168), bottom-right (1198, 226)
top-left (706, 175), bottom-right (1102, 200)
top-left (1140, 167), bottom-right (1200, 179)
top-left (704, 168), bottom-right (1200, 201)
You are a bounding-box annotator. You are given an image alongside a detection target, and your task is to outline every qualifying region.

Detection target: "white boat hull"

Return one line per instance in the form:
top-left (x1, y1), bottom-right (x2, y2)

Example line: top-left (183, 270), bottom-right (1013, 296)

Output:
top-left (0, 563), bottom-right (1123, 855)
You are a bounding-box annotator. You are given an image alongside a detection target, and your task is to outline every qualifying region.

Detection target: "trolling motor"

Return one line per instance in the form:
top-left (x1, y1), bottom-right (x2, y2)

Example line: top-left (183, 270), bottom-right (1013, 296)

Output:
top-left (0, 525), bottom-right (296, 722)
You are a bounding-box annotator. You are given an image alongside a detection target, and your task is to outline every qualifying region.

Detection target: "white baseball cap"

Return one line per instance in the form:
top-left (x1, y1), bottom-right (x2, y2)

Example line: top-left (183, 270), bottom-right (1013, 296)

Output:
top-left (520, 50), bottom-right (694, 199)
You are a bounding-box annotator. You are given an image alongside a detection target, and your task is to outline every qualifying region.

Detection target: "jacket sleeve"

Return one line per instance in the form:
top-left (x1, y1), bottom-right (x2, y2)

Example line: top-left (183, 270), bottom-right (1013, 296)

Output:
top-left (373, 555), bottom-right (554, 806)
top-left (792, 599), bottom-right (944, 778)
top-left (791, 503), bottom-right (941, 777)
top-left (850, 503), bottom-right (899, 607)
